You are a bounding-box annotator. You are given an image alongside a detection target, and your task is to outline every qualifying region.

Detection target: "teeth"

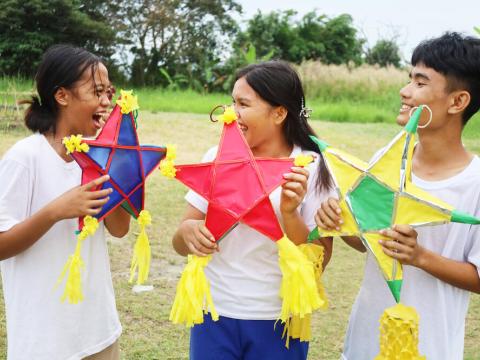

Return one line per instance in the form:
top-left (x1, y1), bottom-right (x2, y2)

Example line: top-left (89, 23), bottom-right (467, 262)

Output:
top-left (400, 104), bottom-right (412, 112)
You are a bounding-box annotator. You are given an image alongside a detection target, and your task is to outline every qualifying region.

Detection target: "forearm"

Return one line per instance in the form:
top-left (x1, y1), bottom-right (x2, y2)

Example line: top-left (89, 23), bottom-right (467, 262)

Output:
top-left (282, 210), bottom-right (310, 245)
top-left (417, 249), bottom-right (480, 293)
top-left (0, 205), bottom-right (58, 260)
top-left (104, 206), bottom-right (130, 238)
top-left (342, 236), bottom-right (366, 253)
top-left (172, 224), bottom-right (190, 256)
top-left (311, 237), bottom-right (333, 269)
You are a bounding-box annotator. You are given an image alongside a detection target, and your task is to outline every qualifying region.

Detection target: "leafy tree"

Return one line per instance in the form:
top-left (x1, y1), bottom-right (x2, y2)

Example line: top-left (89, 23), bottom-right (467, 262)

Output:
top-left (365, 39), bottom-right (401, 68)
top-left (234, 10), bottom-right (364, 65)
top-left (0, 0), bottom-right (117, 77)
top-left (115, 0), bottom-right (242, 87)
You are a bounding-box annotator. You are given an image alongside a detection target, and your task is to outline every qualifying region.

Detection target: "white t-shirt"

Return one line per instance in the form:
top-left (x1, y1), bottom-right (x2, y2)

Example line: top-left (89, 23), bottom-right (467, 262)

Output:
top-left (185, 145), bottom-right (329, 320)
top-left (0, 134), bottom-right (121, 360)
top-left (342, 155), bottom-right (480, 360)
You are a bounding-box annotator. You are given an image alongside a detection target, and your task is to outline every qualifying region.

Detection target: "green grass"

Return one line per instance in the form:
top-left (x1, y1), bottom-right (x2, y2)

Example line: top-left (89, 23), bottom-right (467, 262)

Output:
top-left (0, 113), bottom-right (479, 359)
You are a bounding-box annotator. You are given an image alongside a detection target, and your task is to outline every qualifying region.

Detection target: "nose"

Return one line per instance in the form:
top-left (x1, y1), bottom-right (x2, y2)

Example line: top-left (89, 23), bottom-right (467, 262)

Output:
top-left (399, 83), bottom-right (410, 100)
top-left (99, 93), bottom-right (111, 107)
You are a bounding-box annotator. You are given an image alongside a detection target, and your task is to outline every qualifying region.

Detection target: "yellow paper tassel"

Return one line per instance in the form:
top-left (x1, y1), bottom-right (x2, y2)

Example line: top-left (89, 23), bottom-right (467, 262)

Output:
top-left (116, 89), bottom-right (139, 114)
top-left (217, 106), bottom-right (237, 124)
top-left (375, 303), bottom-right (426, 360)
top-left (62, 135), bottom-right (89, 155)
top-left (287, 243), bottom-right (329, 343)
top-left (130, 210), bottom-right (152, 285)
top-left (276, 236), bottom-right (321, 345)
top-left (165, 144), bottom-right (177, 161)
top-left (170, 255), bottom-right (219, 327)
top-left (294, 154), bottom-right (314, 167)
top-left (56, 216), bottom-right (98, 304)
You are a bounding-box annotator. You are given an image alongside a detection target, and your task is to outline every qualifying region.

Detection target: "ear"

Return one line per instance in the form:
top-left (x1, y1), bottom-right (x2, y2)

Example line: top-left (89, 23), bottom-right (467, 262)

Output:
top-left (273, 106), bottom-right (288, 125)
top-left (447, 90), bottom-right (470, 116)
top-left (54, 87), bottom-right (69, 107)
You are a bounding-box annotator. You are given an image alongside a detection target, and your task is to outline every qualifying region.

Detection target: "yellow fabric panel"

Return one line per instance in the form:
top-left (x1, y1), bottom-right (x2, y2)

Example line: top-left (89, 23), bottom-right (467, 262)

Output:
top-left (317, 199), bottom-right (360, 237)
top-left (328, 147), bottom-right (368, 171)
top-left (404, 182), bottom-right (454, 213)
top-left (369, 131), bottom-right (406, 191)
top-left (325, 150), bottom-right (364, 193)
top-left (363, 233), bottom-right (403, 281)
top-left (394, 194), bottom-right (451, 226)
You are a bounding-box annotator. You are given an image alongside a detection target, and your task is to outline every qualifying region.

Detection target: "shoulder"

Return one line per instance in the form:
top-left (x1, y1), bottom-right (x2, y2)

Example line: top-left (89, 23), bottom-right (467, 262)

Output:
top-left (2, 134), bottom-right (43, 164)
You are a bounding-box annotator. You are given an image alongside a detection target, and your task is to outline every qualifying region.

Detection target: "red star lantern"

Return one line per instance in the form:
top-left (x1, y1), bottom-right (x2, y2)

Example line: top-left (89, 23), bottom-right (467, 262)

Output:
top-left (166, 106), bottom-right (324, 339)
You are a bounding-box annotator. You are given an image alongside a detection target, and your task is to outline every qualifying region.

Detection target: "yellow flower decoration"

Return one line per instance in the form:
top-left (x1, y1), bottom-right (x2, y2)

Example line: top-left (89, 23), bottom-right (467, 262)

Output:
top-left (160, 159), bottom-right (177, 178)
top-left (78, 216), bottom-right (99, 241)
top-left (294, 154), bottom-right (314, 167)
top-left (62, 135), bottom-right (89, 155)
top-left (116, 89), bottom-right (139, 114)
top-left (217, 106), bottom-right (237, 124)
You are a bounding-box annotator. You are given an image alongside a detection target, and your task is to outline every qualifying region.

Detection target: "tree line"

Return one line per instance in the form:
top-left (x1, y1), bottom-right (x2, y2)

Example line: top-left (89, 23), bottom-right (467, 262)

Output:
top-left (0, 0), bottom-right (402, 91)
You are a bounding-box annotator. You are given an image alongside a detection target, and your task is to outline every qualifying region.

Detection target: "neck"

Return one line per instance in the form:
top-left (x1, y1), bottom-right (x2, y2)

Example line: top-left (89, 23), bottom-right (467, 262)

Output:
top-left (413, 120), bottom-right (472, 180)
top-left (251, 137), bottom-right (293, 158)
top-left (44, 128), bottom-right (73, 162)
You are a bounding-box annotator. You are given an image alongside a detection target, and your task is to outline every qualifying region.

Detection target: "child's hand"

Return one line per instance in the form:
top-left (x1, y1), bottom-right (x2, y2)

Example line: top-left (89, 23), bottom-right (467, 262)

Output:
top-left (180, 219), bottom-right (218, 257)
top-left (315, 197), bottom-right (342, 231)
top-left (379, 225), bottom-right (426, 267)
top-left (280, 167), bottom-right (309, 215)
top-left (49, 175), bottom-right (112, 221)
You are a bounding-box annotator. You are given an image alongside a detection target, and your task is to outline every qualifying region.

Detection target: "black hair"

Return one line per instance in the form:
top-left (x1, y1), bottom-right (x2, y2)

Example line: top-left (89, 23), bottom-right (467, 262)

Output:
top-left (411, 32), bottom-right (480, 125)
top-left (23, 44), bottom-right (102, 134)
top-left (235, 60), bottom-right (332, 192)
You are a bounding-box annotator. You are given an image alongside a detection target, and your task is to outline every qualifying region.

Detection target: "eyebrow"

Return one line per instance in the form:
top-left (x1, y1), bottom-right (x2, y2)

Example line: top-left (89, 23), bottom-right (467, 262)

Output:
top-left (409, 71), bottom-right (430, 81)
top-left (233, 96), bottom-right (252, 103)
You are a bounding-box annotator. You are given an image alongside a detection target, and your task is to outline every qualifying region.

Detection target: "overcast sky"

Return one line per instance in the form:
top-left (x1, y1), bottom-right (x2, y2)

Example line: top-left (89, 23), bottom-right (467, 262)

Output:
top-left (238, 0), bottom-right (479, 61)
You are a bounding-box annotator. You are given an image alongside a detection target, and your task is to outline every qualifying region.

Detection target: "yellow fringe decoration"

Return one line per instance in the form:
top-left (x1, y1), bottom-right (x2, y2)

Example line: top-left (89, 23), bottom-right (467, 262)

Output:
top-left (170, 255), bottom-right (219, 327)
top-left (375, 303), bottom-right (426, 360)
top-left (286, 243), bottom-right (328, 343)
top-left (62, 135), bottom-right (89, 155)
top-left (276, 236), bottom-right (321, 346)
top-left (116, 89), bottom-right (139, 114)
top-left (160, 144), bottom-right (177, 178)
top-left (55, 216), bottom-right (99, 304)
top-left (129, 210), bottom-right (152, 285)
top-left (218, 106), bottom-right (237, 124)
top-left (294, 154), bottom-right (314, 167)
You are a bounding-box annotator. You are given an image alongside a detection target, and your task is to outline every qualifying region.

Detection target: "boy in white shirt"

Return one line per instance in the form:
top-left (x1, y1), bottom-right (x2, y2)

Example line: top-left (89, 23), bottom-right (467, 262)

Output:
top-left (315, 32), bottom-right (480, 359)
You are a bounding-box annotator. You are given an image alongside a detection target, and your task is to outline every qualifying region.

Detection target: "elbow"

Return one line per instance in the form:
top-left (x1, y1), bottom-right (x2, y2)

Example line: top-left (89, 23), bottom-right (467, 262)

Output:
top-left (108, 223), bottom-right (130, 238)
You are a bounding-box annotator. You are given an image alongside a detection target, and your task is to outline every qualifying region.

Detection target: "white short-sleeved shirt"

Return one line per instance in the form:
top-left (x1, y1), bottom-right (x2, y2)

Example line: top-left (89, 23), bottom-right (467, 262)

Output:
top-left (342, 156), bottom-right (480, 360)
top-left (0, 134), bottom-right (121, 360)
top-left (185, 145), bottom-right (329, 320)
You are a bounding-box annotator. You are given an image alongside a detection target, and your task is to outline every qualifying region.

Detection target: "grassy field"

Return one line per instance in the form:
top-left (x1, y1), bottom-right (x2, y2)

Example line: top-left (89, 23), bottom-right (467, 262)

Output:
top-left (0, 112), bottom-right (479, 359)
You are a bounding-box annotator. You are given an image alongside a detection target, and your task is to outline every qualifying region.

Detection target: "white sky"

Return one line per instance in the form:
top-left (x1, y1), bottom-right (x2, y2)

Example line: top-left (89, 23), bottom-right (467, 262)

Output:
top-left (238, 0), bottom-right (479, 61)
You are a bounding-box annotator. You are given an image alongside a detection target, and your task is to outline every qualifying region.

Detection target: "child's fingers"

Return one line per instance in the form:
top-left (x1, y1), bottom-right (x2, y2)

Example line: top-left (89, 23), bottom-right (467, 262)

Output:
top-left (282, 188), bottom-right (300, 200)
top-left (321, 201), bottom-right (342, 225)
top-left (327, 197), bottom-right (342, 214)
top-left (290, 166), bottom-right (309, 178)
top-left (316, 208), bottom-right (339, 230)
top-left (198, 224), bottom-right (216, 243)
top-left (392, 224), bottom-right (417, 238)
top-left (89, 197), bottom-right (110, 209)
top-left (379, 228), bottom-right (412, 245)
top-left (282, 181), bottom-right (305, 195)
top-left (186, 241), bottom-right (209, 257)
top-left (283, 172), bottom-right (308, 189)
top-left (194, 225), bottom-right (217, 250)
top-left (88, 188), bottom-right (112, 200)
top-left (84, 175), bottom-right (110, 190)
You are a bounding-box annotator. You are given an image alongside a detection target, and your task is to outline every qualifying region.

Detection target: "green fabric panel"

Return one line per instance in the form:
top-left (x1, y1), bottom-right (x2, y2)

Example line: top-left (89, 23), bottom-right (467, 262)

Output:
top-left (121, 201), bottom-right (138, 219)
top-left (451, 209), bottom-right (480, 225)
top-left (308, 227), bottom-right (320, 242)
top-left (349, 176), bottom-right (394, 231)
top-left (309, 135), bottom-right (329, 152)
top-left (387, 279), bottom-right (402, 303)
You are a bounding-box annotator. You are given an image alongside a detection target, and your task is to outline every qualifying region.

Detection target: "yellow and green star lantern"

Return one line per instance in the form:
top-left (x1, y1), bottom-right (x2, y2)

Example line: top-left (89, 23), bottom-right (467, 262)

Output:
top-left (308, 106), bottom-right (480, 358)
top-left (309, 106), bottom-right (480, 302)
